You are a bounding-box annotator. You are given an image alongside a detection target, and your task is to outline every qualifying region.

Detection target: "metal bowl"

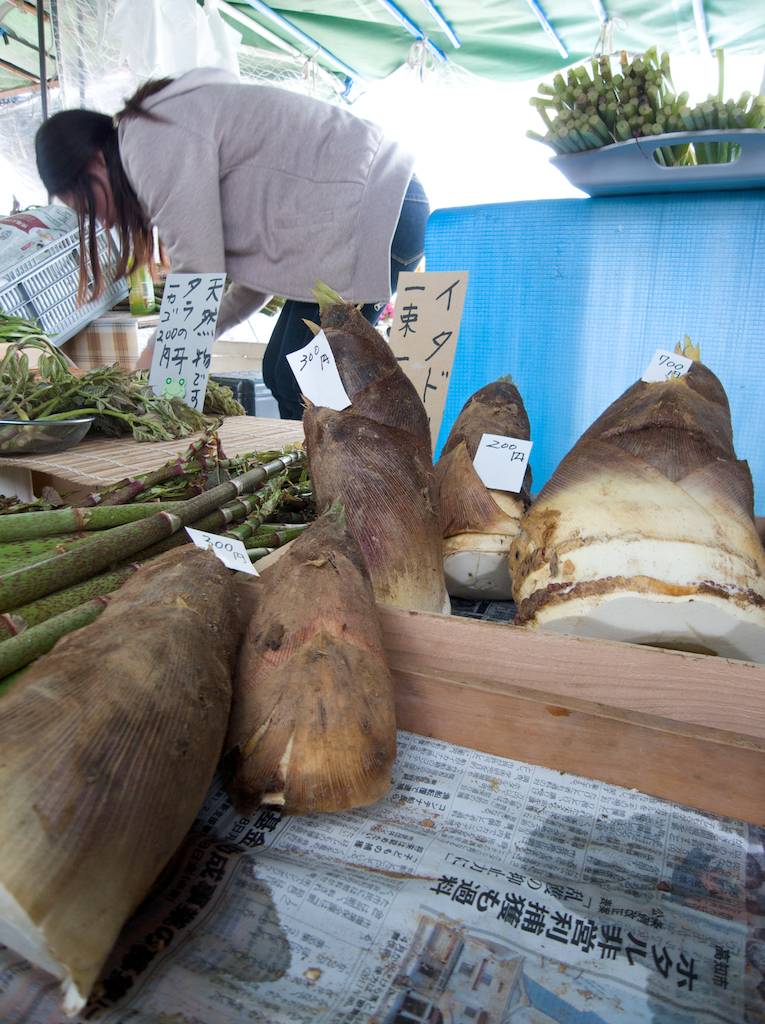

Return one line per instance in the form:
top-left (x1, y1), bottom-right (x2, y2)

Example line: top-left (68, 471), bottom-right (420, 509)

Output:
top-left (0, 417), bottom-right (95, 455)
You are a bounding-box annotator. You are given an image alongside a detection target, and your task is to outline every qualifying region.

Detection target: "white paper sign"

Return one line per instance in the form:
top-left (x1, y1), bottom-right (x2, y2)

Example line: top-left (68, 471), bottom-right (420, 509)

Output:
top-left (286, 329), bottom-right (351, 411)
top-left (472, 433), bottom-right (533, 493)
top-left (641, 348), bottom-right (692, 383)
top-left (149, 272), bottom-right (226, 410)
top-left (185, 527), bottom-right (258, 575)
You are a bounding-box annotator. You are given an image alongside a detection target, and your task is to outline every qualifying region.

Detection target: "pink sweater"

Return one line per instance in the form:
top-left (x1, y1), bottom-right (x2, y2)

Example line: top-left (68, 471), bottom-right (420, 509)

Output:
top-left (118, 68), bottom-right (415, 335)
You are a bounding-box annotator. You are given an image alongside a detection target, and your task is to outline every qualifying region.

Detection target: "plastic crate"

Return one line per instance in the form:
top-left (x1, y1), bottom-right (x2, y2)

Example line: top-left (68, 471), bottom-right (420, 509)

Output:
top-left (551, 129), bottom-right (765, 197)
top-left (0, 225), bottom-right (127, 346)
top-left (211, 373), bottom-right (280, 419)
top-left (424, 191), bottom-right (765, 514)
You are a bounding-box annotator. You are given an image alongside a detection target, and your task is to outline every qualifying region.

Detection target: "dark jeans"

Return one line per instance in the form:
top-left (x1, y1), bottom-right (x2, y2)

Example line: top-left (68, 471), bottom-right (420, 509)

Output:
top-left (262, 174), bottom-right (430, 420)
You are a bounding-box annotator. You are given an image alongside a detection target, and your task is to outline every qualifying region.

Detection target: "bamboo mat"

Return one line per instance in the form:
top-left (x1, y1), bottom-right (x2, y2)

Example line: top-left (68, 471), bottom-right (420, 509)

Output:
top-left (0, 417), bottom-right (304, 488)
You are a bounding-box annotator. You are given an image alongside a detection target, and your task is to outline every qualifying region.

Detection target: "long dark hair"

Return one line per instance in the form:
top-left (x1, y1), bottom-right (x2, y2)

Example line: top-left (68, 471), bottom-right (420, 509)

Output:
top-left (35, 78), bottom-right (174, 303)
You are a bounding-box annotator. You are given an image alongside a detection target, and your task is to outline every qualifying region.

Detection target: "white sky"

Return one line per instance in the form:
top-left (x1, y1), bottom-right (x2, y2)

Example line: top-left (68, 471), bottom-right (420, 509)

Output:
top-left (352, 52), bottom-right (765, 209)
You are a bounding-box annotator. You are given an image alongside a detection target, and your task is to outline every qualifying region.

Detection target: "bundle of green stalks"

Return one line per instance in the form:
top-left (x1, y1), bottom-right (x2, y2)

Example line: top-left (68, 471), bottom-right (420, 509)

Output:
top-left (0, 439), bottom-right (311, 688)
top-left (529, 47), bottom-right (764, 166)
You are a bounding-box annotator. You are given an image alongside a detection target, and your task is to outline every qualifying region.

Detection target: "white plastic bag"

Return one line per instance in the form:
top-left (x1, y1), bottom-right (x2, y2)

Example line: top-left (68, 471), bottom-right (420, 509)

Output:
top-left (202, 0), bottom-right (241, 76)
top-left (108, 0), bottom-right (241, 80)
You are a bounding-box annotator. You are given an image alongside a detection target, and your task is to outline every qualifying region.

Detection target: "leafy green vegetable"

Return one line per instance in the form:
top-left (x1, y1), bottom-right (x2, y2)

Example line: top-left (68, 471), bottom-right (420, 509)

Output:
top-left (0, 314), bottom-right (245, 441)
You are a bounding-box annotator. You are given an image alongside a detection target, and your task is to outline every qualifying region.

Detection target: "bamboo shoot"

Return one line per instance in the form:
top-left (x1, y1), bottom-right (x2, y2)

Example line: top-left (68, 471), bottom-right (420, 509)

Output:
top-left (0, 547), bottom-right (238, 1015)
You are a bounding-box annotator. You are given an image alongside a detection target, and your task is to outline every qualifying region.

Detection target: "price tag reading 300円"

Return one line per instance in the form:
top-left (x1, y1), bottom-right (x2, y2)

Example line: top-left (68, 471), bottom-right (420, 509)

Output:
top-left (286, 330), bottom-right (351, 411)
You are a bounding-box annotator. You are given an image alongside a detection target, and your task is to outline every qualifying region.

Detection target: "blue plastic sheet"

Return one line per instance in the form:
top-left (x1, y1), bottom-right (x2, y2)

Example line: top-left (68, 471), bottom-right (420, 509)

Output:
top-left (425, 192), bottom-right (765, 513)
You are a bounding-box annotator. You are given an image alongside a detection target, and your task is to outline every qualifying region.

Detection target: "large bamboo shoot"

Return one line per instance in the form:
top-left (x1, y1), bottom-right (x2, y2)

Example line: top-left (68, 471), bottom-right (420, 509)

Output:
top-left (225, 506), bottom-right (396, 813)
top-left (303, 291), bottom-right (449, 613)
top-left (305, 397), bottom-right (450, 613)
top-left (0, 547), bottom-right (238, 1015)
top-left (510, 355), bottom-right (765, 661)
top-left (436, 378), bottom-right (532, 598)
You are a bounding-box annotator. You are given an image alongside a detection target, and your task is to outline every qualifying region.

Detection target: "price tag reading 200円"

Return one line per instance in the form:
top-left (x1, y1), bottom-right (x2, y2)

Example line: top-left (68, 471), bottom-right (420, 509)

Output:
top-left (472, 433), bottom-right (533, 493)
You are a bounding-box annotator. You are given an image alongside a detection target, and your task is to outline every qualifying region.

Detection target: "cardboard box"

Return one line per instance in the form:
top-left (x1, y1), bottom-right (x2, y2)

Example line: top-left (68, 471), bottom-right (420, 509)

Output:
top-left (63, 312), bottom-right (157, 371)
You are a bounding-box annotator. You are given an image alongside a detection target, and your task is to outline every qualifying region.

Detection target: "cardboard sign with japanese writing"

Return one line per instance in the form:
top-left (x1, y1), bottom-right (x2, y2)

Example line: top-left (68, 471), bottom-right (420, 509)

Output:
top-left (389, 271), bottom-right (468, 452)
top-left (149, 272), bottom-right (226, 411)
top-left (285, 329), bottom-right (351, 411)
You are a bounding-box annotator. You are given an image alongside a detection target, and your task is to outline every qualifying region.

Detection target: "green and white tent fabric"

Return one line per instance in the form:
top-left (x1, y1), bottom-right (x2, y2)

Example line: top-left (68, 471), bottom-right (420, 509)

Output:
top-left (221, 0), bottom-right (765, 88)
top-left (0, 2), bottom-right (57, 98)
top-left (2, 0), bottom-right (765, 102)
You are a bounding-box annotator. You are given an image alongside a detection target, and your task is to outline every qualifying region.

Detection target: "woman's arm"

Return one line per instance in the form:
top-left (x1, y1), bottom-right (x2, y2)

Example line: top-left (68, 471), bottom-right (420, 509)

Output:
top-left (216, 283), bottom-right (270, 337)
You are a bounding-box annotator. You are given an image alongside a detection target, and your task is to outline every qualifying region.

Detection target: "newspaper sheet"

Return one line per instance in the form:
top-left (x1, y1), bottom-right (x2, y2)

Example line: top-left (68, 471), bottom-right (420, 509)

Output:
top-left (2, 730), bottom-right (763, 1024)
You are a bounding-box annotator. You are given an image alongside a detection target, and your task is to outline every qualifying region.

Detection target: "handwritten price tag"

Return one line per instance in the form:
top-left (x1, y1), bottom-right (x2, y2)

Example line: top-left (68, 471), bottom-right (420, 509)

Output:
top-left (641, 349), bottom-right (692, 383)
top-left (149, 272), bottom-right (226, 410)
top-left (185, 527), bottom-right (258, 575)
top-left (472, 433), bottom-right (533, 493)
top-left (286, 330), bottom-right (351, 411)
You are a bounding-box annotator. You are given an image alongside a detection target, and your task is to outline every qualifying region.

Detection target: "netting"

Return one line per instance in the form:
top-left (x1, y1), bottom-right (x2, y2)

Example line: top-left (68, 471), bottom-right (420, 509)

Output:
top-left (0, 90), bottom-right (61, 209)
top-left (0, 0), bottom-right (483, 213)
top-left (0, 0), bottom-right (352, 211)
top-left (49, 0), bottom-right (350, 110)
top-left (237, 47), bottom-right (350, 103)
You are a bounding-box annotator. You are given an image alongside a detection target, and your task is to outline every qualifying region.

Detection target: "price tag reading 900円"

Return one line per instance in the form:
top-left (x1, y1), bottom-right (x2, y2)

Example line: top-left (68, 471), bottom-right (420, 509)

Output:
top-left (472, 433), bottom-right (533, 493)
top-left (185, 527), bottom-right (258, 575)
top-left (286, 330), bottom-right (351, 411)
top-left (641, 349), bottom-right (692, 383)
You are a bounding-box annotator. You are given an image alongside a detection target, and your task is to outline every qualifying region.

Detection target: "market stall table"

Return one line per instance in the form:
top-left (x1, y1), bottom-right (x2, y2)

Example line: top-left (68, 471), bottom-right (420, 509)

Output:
top-left (1, 421), bottom-right (764, 1020)
top-left (0, 416), bottom-right (304, 501)
top-left (1, 408), bottom-right (763, 826)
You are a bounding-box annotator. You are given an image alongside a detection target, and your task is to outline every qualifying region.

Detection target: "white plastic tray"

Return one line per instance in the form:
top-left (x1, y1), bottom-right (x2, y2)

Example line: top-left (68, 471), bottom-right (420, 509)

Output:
top-left (551, 129), bottom-right (765, 197)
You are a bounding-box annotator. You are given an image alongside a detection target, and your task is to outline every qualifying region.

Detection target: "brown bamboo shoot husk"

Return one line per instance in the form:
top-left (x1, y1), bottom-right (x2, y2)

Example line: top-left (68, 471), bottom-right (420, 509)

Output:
top-left (225, 506), bottom-right (396, 814)
top-left (304, 395), bottom-right (450, 614)
top-left (436, 378), bottom-right (532, 598)
top-left (510, 362), bottom-right (765, 661)
top-left (0, 547), bottom-right (238, 1016)
top-left (318, 295), bottom-right (432, 454)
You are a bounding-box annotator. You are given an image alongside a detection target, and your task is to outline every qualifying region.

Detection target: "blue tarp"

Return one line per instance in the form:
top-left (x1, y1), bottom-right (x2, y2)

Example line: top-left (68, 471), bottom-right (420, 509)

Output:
top-left (426, 191), bottom-right (765, 513)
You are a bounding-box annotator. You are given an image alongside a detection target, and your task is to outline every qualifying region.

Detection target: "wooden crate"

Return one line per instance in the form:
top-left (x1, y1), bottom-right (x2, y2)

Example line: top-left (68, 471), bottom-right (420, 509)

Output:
top-left (379, 606), bottom-right (765, 825)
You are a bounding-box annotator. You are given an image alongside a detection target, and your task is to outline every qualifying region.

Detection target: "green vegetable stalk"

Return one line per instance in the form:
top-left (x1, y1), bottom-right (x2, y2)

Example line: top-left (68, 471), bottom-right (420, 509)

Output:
top-left (0, 565), bottom-right (137, 640)
top-left (0, 322), bottom-right (245, 443)
top-left (0, 504), bottom-right (179, 542)
top-left (527, 45), bottom-right (757, 167)
top-left (0, 598), bottom-right (111, 686)
top-left (0, 452), bottom-right (304, 611)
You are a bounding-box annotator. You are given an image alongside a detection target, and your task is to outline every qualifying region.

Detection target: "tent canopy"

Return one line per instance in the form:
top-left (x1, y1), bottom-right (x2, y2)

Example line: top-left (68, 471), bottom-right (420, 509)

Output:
top-left (223, 0), bottom-right (765, 87)
top-left (1, 0), bottom-right (763, 102)
top-left (0, 2), bottom-right (57, 98)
